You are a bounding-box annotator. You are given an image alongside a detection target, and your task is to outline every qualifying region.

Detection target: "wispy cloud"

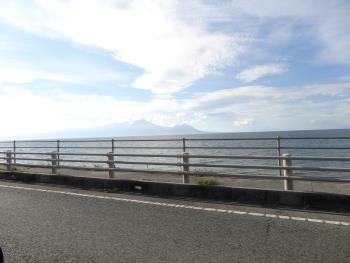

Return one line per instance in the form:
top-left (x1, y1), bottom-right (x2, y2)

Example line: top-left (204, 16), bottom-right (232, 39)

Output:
top-left (0, 68), bottom-right (82, 84)
top-left (236, 63), bottom-right (287, 82)
top-left (233, 0), bottom-right (350, 64)
top-left (0, 0), bottom-right (243, 94)
top-left (0, 66), bottom-right (124, 85)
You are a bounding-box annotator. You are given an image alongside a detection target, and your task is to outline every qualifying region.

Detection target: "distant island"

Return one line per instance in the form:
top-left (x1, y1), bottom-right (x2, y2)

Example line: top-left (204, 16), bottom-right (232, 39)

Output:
top-left (34, 119), bottom-right (203, 139)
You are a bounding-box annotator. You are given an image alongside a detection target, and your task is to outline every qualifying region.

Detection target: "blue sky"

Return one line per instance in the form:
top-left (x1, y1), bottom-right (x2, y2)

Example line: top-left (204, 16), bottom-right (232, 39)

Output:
top-left (0, 0), bottom-right (350, 138)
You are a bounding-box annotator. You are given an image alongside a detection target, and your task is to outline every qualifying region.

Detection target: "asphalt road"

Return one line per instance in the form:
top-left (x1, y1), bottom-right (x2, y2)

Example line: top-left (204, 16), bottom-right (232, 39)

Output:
top-left (0, 181), bottom-right (349, 263)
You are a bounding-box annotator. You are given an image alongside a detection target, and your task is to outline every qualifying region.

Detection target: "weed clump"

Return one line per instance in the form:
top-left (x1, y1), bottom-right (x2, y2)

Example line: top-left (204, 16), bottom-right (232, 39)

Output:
top-left (196, 176), bottom-right (218, 186)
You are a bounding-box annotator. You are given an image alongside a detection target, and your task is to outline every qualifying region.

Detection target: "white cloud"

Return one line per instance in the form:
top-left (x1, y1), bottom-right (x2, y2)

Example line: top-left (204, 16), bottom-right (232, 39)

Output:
top-left (233, 0), bottom-right (350, 64)
top-left (0, 67), bottom-right (124, 85)
top-left (0, 0), bottom-right (242, 94)
top-left (0, 68), bottom-right (81, 84)
top-left (233, 118), bottom-right (254, 127)
top-left (236, 64), bottom-right (287, 82)
top-left (182, 83), bottom-right (350, 131)
top-left (1, 82), bottom-right (349, 138)
top-left (0, 86), bottom-right (183, 138)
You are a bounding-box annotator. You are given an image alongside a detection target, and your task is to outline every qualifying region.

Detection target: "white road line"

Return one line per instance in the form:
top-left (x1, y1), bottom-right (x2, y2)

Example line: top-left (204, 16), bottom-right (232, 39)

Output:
top-left (248, 212), bottom-right (264, 217)
top-left (0, 183), bottom-right (348, 227)
top-left (291, 217), bottom-right (306, 221)
top-left (307, 218), bottom-right (323, 223)
top-left (265, 214), bottom-right (277, 218)
top-left (325, 220), bottom-right (341, 225)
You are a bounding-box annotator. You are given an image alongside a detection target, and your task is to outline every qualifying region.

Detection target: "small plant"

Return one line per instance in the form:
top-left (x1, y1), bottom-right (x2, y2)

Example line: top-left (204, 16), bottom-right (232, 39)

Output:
top-left (196, 176), bottom-right (218, 186)
top-left (12, 166), bottom-right (20, 171)
top-left (12, 166), bottom-right (29, 172)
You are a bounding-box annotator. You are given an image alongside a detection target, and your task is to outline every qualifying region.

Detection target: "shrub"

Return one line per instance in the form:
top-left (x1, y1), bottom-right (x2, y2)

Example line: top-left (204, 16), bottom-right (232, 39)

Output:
top-left (196, 176), bottom-right (218, 186)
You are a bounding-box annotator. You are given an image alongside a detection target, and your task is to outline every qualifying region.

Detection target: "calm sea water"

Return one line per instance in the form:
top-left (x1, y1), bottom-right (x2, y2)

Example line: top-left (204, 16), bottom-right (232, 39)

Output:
top-left (1, 129), bottom-right (350, 178)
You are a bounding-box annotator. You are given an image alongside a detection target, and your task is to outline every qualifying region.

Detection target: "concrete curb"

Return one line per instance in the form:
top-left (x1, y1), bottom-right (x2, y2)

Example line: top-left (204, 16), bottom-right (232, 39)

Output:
top-left (0, 171), bottom-right (349, 212)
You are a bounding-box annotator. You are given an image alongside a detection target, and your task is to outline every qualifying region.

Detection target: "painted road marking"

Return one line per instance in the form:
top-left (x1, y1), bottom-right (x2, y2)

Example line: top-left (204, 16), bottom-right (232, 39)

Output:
top-left (0, 183), bottom-right (348, 227)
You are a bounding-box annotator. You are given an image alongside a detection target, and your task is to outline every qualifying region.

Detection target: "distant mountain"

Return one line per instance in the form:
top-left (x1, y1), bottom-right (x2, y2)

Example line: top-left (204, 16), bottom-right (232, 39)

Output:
top-left (35, 119), bottom-right (203, 139)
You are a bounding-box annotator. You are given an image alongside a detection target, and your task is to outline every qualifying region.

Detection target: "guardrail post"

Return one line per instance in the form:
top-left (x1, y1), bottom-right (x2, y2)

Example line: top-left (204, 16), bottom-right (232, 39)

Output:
top-left (107, 152), bottom-right (115, 178)
top-left (5, 151), bottom-right (12, 171)
top-left (282, 153), bottom-right (293, 191)
top-left (56, 140), bottom-right (60, 166)
top-left (51, 151), bottom-right (58, 174)
top-left (276, 136), bottom-right (282, 176)
top-left (111, 139), bottom-right (115, 153)
top-left (182, 138), bottom-right (186, 152)
top-left (182, 152), bottom-right (189, 184)
top-left (13, 140), bottom-right (16, 164)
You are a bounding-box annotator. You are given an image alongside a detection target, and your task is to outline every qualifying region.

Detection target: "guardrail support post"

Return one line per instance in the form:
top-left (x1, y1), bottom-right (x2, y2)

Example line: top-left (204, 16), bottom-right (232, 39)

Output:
top-left (56, 140), bottom-right (60, 166)
top-left (282, 153), bottom-right (293, 191)
top-left (182, 152), bottom-right (190, 184)
top-left (276, 136), bottom-right (282, 176)
top-left (6, 151), bottom-right (12, 171)
top-left (51, 151), bottom-right (58, 174)
top-left (107, 152), bottom-right (115, 178)
top-left (13, 140), bottom-right (16, 164)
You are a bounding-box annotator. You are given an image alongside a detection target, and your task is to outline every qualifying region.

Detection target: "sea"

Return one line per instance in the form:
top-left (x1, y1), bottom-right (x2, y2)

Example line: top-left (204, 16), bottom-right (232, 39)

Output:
top-left (1, 129), bottom-right (350, 178)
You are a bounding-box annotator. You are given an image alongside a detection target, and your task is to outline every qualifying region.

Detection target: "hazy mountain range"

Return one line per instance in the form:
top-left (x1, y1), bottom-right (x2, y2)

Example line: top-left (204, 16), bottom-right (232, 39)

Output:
top-left (33, 119), bottom-right (203, 139)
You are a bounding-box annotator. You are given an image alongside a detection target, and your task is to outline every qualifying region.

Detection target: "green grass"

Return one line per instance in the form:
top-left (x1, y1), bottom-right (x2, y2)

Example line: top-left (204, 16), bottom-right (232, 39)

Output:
top-left (195, 176), bottom-right (218, 186)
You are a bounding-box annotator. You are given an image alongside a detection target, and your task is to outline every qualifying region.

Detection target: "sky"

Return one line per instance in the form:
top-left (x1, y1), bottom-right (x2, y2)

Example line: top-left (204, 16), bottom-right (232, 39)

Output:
top-left (0, 0), bottom-right (350, 139)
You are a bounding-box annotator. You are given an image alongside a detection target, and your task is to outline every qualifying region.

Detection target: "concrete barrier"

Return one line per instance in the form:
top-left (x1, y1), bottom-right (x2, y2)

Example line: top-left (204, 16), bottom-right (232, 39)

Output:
top-left (0, 171), bottom-right (349, 212)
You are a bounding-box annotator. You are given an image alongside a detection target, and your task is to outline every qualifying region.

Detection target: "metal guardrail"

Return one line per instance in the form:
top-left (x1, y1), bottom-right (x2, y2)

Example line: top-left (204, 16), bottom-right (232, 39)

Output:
top-left (0, 136), bottom-right (350, 191)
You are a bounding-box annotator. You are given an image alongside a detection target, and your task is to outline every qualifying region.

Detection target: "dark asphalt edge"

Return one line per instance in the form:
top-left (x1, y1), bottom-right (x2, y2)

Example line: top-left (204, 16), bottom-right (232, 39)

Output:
top-left (0, 171), bottom-right (349, 213)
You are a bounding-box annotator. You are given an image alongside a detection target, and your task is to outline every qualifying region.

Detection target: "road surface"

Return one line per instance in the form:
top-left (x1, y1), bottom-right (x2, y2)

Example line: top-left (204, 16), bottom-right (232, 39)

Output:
top-left (0, 181), bottom-right (349, 262)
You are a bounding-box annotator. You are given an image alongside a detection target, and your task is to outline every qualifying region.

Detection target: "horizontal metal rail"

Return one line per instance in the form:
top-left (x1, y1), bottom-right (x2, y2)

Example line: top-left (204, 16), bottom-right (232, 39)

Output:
top-left (6, 147), bottom-right (107, 149)
top-left (6, 156), bottom-right (350, 173)
top-left (13, 157), bottom-right (52, 162)
top-left (12, 157), bottom-right (107, 164)
top-left (280, 147), bottom-right (350, 150)
top-left (0, 152), bottom-right (108, 156)
top-left (3, 152), bottom-right (350, 162)
top-left (2, 162), bottom-right (350, 183)
top-left (3, 146), bottom-right (350, 150)
top-left (1, 163), bottom-right (108, 172)
top-left (114, 153), bottom-right (181, 158)
top-left (111, 146), bottom-right (278, 149)
top-left (114, 161), bottom-right (181, 166)
top-left (5, 146), bottom-right (350, 150)
top-left (187, 154), bottom-right (350, 161)
top-left (187, 163), bottom-right (350, 172)
top-left (2, 136), bottom-right (350, 143)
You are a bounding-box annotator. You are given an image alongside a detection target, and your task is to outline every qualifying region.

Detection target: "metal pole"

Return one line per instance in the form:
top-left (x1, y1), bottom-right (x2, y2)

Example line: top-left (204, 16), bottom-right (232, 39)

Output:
top-left (56, 140), bottom-right (60, 166)
top-left (6, 151), bottom-right (12, 171)
top-left (112, 139), bottom-right (115, 153)
top-left (182, 152), bottom-right (189, 184)
top-left (182, 138), bottom-right (186, 153)
top-left (282, 153), bottom-right (293, 191)
top-left (51, 151), bottom-right (58, 174)
top-left (13, 140), bottom-right (16, 164)
top-left (107, 152), bottom-right (115, 178)
top-left (276, 136), bottom-right (282, 176)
